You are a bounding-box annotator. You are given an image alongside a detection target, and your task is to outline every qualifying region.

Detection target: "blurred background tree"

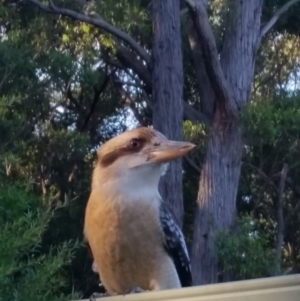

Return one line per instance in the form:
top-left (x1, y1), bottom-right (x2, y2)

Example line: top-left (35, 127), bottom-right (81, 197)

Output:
top-left (0, 0), bottom-right (300, 299)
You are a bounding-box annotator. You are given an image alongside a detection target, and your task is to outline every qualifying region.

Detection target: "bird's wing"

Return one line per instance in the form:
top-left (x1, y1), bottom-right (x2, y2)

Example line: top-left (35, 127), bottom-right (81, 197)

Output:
top-left (159, 202), bottom-right (192, 287)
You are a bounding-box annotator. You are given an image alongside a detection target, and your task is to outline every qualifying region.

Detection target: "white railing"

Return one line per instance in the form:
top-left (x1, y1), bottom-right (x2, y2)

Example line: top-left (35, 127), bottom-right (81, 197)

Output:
top-left (78, 274), bottom-right (300, 301)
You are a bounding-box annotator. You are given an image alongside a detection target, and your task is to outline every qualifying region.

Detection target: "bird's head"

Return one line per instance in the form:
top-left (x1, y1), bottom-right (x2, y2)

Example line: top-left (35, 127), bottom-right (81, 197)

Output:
top-left (92, 127), bottom-right (195, 190)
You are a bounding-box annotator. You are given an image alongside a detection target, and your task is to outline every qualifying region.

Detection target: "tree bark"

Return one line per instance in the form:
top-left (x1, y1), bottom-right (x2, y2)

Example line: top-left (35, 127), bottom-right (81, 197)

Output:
top-left (152, 0), bottom-right (184, 224)
top-left (188, 0), bottom-right (263, 285)
top-left (191, 107), bottom-right (242, 284)
top-left (188, 26), bottom-right (214, 121)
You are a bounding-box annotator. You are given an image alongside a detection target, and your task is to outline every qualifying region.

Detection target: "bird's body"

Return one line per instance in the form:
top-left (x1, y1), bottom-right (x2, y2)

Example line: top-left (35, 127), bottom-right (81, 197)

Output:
top-left (85, 187), bottom-right (181, 294)
top-left (84, 127), bottom-right (195, 296)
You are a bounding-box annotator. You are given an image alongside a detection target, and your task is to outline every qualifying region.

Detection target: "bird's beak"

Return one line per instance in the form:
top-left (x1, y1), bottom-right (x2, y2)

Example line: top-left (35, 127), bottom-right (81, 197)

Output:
top-left (148, 139), bottom-right (196, 163)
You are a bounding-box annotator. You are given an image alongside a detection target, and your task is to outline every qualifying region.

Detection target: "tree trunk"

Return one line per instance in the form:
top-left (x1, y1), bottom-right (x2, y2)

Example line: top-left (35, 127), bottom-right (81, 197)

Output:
top-left (272, 165), bottom-right (288, 276)
top-left (188, 26), bottom-right (214, 121)
top-left (152, 0), bottom-right (184, 224)
top-left (189, 0), bottom-right (263, 285)
top-left (191, 110), bottom-right (242, 284)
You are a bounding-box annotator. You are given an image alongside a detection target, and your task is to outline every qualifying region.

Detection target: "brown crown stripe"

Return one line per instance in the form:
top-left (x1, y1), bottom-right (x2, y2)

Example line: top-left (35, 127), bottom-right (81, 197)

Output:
top-left (97, 128), bottom-right (157, 168)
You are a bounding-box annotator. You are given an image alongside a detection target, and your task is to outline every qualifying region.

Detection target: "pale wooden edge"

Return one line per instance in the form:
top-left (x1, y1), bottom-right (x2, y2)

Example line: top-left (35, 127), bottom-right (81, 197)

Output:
top-left (78, 274), bottom-right (300, 301)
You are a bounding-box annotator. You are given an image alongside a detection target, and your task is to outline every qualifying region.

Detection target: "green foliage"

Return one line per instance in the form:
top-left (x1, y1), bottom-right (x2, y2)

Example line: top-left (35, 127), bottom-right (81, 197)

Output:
top-left (92, 0), bottom-right (150, 43)
top-left (242, 95), bottom-right (300, 166)
top-left (1, 0), bottom-right (300, 295)
top-left (0, 2), bottom-right (130, 297)
top-left (215, 216), bottom-right (274, 280)
top-left (0, 181), bottom-right (81, 301)
top-left (238, 95), bottom-right (300, 274)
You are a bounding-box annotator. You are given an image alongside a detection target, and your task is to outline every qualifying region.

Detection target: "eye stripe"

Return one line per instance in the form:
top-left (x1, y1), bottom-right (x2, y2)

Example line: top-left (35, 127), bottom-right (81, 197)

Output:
top-left (98, 138), bottom-right (146, 168)
top-left (98, 148), bottom-right (128, 168)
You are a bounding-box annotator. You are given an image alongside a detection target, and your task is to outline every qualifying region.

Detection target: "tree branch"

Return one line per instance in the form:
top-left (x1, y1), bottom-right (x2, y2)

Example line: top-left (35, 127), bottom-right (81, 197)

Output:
top-left (113, 79), bottom-right (144, 89)
top-left (188, 25), bottom-right (214, 121)
top-left (183, 101), bottom-right (210, 125)
top-left (272, 161), bottom-right (300, 178)
top-left (184, 156), bottom-right (201, 174)
top-left (66, 85), bottom-right (81, 112)
top-left (25, 0), bottom-right (210, 126)
top-left (25, 0), bottom-right (151, 66)
top-left (272, 164), bottom-right (288, 276)
top-left (113, 77), bottom-right (149, 127)
top-left (260, 0), bottom-right (300, 39)
top-left (115, 45), bottom-right (152, 89)
top-left (185, 0), bottom-right (233, 114)
top-left (81, 66), bottom-right (112, 131)
top-left (244, 162), bottom-right (278, 191)
top-left (105, 44), bottom-right (210, 125)
top-left (0, 66), bottom-right (13, 92)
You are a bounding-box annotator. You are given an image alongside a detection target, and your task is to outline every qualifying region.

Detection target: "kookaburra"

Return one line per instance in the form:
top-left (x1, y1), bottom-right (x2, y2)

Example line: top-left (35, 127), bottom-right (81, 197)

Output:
top-left (84, 127), bottom-right (195, 296)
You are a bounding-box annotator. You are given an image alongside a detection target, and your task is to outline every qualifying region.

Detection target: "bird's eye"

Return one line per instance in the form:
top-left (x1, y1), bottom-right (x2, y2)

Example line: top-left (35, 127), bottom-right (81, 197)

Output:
top-left (129, 139), bottom-right (141, 150)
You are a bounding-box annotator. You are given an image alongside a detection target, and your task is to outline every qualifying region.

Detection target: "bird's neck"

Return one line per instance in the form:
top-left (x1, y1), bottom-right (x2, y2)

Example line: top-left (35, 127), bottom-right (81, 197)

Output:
top-left (92, 165), bottom-right (162, 204)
